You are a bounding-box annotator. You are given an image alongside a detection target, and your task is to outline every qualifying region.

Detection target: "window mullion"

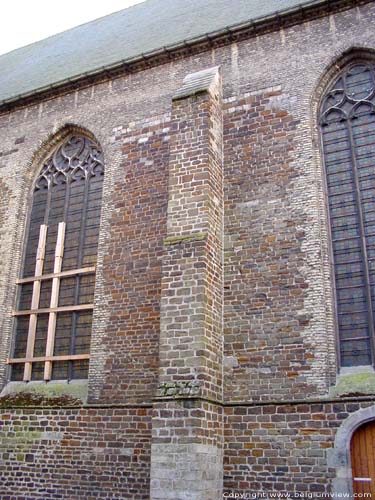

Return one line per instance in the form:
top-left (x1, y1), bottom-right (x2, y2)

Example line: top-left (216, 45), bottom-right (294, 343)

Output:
top-left (69, 173), bottom-right (90, 380)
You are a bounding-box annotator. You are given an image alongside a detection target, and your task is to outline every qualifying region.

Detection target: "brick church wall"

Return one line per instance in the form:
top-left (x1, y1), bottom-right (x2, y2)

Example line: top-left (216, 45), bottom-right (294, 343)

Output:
top-left (224, 400), bottom-right (375, 495)
top-left (0, 1), bottom-right (375, 498)
top-left (0, 407), bottom-right (152, 500)
top-left (222, 1), bottom-right (375, 401)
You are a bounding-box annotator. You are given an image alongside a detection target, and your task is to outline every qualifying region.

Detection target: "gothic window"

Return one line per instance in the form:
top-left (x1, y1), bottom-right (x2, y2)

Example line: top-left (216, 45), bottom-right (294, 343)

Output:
top-left (320, 63), bottom-right (375, 367)
top-left (8, 135), bottom-right (104, 381)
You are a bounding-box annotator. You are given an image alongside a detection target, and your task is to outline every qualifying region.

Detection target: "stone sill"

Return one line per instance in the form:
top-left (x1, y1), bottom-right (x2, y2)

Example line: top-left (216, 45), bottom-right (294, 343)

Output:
top-left (0, 380), bottom-right (88, 407)
top-left (330, 366), bottom-right (375, 398)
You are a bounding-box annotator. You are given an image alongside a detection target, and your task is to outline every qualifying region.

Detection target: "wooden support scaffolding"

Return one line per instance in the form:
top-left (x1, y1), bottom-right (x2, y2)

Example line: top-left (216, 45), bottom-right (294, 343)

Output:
top-left (12, 304), bottom-right (94, 316)
top-left (10, 221), bottom-right (94, 379)
top-left (23, 224), bottom-right (47, 382)
top-left (8, 354), bottom-right (90, 364)
top-left (44, 221), bottom-right (65, 381)
top-left (16, 266), bottom-right (95, 284)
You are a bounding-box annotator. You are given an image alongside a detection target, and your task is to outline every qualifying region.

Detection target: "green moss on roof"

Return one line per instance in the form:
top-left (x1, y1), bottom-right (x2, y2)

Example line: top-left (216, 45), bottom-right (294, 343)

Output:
top-left (0, 0), bottom-right (313, 103)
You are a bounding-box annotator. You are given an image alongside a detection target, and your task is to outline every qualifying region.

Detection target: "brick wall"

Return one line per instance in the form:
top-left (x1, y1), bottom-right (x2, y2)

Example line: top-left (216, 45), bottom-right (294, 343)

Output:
top-left (224, 400), bottom-right (375, 496)
top-left (221, 1), bottom-right (375, 400)
top-left (0, 1), bottom-right (374, 498)
top-left (150, 67), bottom-right (224, 499)
top-left (1, 399), bottom-right (374, 499)
top-left (0, 407), bottom-right (152, 500)
top-left (92, 121), bottom-right (170, 404)
top-left (223, 88), bottom-right (313, 402)
top-left (0, 0), bottom-right (374, 404)
top-left (157, 67), bottom-right (223, 403)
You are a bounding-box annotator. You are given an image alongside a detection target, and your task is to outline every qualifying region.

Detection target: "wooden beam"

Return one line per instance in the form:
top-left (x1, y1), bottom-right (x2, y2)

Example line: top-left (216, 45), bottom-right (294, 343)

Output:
top-left (44, 222), bottom-right (65, 381)
top-left (13, 222), bottom-right (95, 380)
top-left (23, 224), bottom-right (47, 382)
top-left (12, 304), bottom-right (94, 316)
top-left (7, 354), bottom-right (90, 364)
top-left (16, 266), bottom-right (96, 284)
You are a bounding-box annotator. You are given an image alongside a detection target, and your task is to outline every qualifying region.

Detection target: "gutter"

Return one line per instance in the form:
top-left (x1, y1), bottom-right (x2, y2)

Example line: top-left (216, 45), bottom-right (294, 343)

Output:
top-left (0, 0), bottom-right (367, 111)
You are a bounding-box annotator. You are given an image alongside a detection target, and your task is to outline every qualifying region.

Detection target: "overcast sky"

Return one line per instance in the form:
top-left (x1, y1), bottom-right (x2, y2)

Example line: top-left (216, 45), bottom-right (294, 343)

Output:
top-left (0, 0), bottom-right (144, 56)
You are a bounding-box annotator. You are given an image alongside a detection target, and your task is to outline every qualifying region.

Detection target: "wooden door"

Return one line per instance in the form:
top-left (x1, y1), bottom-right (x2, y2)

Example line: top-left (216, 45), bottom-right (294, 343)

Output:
top-left (351, 420), bottom-right (375, 496)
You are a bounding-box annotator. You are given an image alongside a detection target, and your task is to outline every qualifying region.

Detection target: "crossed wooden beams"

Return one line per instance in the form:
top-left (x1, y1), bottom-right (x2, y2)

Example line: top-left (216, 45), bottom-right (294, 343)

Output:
top-left (7, 222), bottom-right (94, 381)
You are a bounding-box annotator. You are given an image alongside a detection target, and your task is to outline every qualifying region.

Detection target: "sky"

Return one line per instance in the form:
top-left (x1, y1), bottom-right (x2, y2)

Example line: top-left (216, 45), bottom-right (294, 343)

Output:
top-left (0, 0), bottom-right (145, 56)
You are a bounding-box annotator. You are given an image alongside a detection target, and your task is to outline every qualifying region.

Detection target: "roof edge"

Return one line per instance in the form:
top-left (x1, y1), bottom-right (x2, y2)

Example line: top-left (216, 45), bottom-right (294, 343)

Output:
top-left (0, 0), bottom-right (368, 113)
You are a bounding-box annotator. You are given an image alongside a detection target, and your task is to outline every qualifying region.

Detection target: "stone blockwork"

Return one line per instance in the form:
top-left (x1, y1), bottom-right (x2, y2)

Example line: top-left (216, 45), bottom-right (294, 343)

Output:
top-left (157, 66), bottom-right (223, 402)
top-left (223, 88), bottom-right (314, 402)
top-left (151, 400), bottom-right (223, 500)
top-left (151, 66), bottom-right (224, 500)
top-left (224, 400), bottom-right (375, 496)
top-left (0, 406), bottom-right (152, 500)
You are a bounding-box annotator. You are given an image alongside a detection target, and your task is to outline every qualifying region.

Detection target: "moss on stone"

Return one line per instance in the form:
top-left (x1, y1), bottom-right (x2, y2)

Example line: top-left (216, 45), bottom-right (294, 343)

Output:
top-left (330, 371), bottom-right (375, 397)
top-left (0, 381), bottom-right (87, 407)
top-left (0, 392), bottom-right (80, 408)
top-left (164, 232), bottom-right (207, 246)
top-left (3, 430), bottom-right (42, 443)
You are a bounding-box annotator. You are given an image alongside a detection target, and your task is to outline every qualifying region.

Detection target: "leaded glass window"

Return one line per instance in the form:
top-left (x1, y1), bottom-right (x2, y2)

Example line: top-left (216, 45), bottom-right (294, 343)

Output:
top-left (320, 63), bottom-right (375, 367)
top-left (8, 135), bottom-right (104, 381)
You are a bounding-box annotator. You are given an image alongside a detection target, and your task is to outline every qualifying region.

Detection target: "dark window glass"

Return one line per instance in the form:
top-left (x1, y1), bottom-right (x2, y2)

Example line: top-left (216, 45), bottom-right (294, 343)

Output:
top-left (11, 135), bottom-right (104, 380)
top-left (320, 63), bottom-right (375, 367)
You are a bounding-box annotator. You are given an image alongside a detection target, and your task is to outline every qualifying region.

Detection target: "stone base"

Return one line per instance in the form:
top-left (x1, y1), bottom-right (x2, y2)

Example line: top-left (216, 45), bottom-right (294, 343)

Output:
top-left (150, 443), bottom-right (223, 500)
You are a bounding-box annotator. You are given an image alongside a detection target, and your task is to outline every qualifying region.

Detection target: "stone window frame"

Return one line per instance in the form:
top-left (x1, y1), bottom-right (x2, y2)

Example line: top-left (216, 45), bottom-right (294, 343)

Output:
top-left (313, 48), bottom-right (375, 373)
top-left (329, 405), bottom-right (375, 496)
top-left (319, 62), bottom-right (375, 368)
top-left (6, 130), bottom-right (105, 384)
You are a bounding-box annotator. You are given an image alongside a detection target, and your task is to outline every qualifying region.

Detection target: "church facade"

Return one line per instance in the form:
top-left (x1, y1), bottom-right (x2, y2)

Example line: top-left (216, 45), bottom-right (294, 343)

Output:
top-left (0, 0), bottom-right (375, 498)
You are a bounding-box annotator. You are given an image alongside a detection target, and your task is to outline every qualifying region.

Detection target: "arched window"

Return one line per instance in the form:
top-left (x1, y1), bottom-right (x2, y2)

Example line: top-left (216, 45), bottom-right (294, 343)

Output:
top-left (320, 63), bottom-right (375, 367)
top-left (8, 135), bottom-right (104, 381)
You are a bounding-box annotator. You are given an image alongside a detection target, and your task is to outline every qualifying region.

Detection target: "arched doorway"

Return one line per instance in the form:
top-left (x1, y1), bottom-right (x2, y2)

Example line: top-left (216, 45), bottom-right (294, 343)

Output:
top-left (330, 405), bottom-right (375, 496)
top-left (351, 420), bottom-right (375, 496)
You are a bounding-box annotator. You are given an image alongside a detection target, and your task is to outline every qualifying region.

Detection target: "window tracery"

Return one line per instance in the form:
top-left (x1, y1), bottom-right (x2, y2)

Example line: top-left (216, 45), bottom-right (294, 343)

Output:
top-left (320, 63), bottom-right (375, 367)
top-left (9, 135), bottom-right (104, 381)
